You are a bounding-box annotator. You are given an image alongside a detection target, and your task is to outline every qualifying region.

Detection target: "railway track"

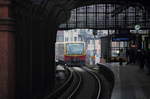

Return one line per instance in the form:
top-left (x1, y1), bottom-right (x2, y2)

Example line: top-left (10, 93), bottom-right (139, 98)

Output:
top-left (44, 66), bottom-right (73, 99)
top-left (44, 65), bottom-right (101, 99)
top-left (71, 67), bottom-right (101, 99)
top-left (82, 66), bottom-right (101, 99)
top-left (58, 67), bottom-right (82, 99)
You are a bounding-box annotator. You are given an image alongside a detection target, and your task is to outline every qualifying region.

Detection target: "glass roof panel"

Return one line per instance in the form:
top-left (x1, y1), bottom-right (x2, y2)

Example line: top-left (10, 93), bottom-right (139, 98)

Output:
top-left (59, 4), bottom-right (150, 30)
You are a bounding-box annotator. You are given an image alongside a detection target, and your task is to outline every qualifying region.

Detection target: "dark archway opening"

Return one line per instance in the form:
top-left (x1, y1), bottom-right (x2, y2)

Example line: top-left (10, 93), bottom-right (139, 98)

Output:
top-left (12, 0), bottom-right (150, 99)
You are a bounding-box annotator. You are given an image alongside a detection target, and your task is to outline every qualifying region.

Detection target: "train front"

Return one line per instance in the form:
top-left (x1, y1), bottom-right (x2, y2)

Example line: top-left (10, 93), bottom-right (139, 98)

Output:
top-left (64, 42), bottom-right (86, 66)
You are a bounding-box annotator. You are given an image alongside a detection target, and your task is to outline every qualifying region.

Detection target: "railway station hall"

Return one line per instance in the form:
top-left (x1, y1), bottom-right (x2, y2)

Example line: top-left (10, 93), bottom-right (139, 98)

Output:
top-left (1, 0), bottom-right (150, 99)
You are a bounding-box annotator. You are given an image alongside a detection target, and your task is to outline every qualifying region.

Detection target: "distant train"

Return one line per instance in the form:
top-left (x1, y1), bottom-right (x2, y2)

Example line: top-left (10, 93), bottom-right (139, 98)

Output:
top-left (55, 42), bottom-right (86, 66)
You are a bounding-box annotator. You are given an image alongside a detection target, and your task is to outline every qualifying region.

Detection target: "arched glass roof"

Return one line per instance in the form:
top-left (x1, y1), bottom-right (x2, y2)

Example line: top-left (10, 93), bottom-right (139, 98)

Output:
top-left (59, 4), bottom-right (150, 30)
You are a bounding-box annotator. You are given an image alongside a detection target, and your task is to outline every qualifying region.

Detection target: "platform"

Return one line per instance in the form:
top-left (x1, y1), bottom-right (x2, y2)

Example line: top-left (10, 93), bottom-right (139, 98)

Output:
top-left (107, 63), bottom-right (150, 99)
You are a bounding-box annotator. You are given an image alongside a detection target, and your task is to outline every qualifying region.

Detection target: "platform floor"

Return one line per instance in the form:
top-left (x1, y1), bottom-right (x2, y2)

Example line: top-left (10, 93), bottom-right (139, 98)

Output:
top-left (107, 63), bottom-right (150, 99)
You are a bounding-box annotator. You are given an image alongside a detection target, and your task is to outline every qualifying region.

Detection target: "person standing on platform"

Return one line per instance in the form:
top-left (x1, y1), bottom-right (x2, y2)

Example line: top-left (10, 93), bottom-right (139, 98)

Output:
top-left (145, 49), bottom-right (150, 75)
top-left (137, 49), bottom-right (145, 70)
top-left (127, 48), bottom-right (136, 64)
top-left (119, 49), bottom-right (124, 66)
top-left (126, 48), bottom-right (134, 65)
top-left (126, 48), bottom-right (130, 65)
top-left (132, 48), bottom-right (137, 64)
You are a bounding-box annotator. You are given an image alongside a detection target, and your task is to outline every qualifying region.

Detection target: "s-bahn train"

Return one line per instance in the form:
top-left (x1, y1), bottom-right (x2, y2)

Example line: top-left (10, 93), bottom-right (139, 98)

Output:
top-left (55, 42), bottom-right (86, 66)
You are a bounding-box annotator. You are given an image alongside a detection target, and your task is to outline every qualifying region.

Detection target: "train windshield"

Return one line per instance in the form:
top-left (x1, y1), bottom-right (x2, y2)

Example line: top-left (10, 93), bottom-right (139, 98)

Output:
top-left (66, 43), bottom-right (84, 55)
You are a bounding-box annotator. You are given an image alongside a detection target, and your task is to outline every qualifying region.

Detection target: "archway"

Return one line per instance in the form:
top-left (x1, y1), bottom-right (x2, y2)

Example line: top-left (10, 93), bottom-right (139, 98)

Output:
top-left (8, 0), bottom-right (150, 99)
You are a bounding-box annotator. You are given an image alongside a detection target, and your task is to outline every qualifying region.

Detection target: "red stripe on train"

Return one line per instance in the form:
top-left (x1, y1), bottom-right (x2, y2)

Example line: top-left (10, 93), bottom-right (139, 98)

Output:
top-left (64, 55), bottom-right (86, 61)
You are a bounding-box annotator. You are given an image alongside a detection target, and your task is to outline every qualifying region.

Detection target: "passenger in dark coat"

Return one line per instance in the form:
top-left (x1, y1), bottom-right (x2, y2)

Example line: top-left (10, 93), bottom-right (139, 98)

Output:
top-left (126, 48), bottom-right (136, 65)
top-left (145, 49), bottom-right (150, 75)
top-left (126, 48), bottom-right (130, 65)
top-left (119, 49), bottom-right (124, 66)
top-left (137, 49), bottom-right (145, 70)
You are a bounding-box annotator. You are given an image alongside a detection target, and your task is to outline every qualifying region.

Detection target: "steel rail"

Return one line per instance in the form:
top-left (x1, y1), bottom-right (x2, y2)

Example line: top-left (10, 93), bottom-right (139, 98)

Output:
top-left (83, 67), bottom-right (101, 99)
top-left (67, 67), bottom-right (82, 99)
top-left (44, 66), bottom-right (73, 99)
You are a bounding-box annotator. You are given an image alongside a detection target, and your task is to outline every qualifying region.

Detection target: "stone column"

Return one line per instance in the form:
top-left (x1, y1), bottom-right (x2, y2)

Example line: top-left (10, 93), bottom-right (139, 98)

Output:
top-left (0, 1), bottom-right (15, 99)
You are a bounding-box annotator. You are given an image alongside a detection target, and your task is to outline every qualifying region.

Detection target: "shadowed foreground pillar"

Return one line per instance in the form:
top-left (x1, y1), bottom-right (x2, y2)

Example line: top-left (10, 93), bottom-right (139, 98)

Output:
top-left (0, 0), bottom-right (15, 99)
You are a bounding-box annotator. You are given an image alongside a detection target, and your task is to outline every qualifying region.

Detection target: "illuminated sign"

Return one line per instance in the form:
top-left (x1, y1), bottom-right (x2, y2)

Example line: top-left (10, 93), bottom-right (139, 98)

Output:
top-left (112, 38), bottom-right (129, 41)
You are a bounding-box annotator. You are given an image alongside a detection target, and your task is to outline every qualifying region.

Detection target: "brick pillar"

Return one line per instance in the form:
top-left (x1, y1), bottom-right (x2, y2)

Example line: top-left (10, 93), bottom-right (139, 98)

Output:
top-left (0, 1), bottom-right (15, 99)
